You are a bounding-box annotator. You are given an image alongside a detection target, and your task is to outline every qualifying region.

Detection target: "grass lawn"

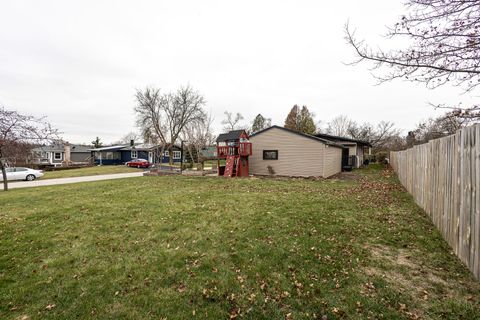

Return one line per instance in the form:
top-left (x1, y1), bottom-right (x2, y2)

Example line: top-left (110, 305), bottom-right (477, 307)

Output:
top-left (1, 164), bottom-right (479, 319)
top-left (40, 166), bottom-right (142, 180)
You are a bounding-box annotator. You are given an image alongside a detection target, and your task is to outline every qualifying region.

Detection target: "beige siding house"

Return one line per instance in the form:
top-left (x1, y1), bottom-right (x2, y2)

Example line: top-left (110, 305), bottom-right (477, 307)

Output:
top-left (249, 126), bottom-right (343, 178)
top-left (315, 133), bottom-right (372, 168)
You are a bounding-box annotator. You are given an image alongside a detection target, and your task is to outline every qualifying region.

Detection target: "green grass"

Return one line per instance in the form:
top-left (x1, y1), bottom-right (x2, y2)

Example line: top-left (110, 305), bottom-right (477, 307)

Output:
top-left (40, 166), bottom-right (142, 180)
top-left (1, 164), bottom-right (479, 319)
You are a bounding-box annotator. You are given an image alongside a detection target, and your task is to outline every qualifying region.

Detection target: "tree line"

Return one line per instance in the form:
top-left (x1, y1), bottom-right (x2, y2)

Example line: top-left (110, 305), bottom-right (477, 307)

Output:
top-left (2, 0), bottom-right (480, 189)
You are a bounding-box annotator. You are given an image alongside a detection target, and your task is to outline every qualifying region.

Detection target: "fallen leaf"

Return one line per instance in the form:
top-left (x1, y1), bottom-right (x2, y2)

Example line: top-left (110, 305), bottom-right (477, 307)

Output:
top-left (45, 304), bottom-right (56, 310)
top-left (177, 283), bottom-right (186, 293)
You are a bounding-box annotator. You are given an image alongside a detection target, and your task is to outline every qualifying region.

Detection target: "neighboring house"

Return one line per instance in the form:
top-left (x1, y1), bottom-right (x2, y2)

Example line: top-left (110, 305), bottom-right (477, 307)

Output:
top-left (31, 143), bottom-right (91, 166)
top-left (198, 146), bottom-right (217, 160)
top-left (249, 126), bottom-right (344, 178)
top-left (89, 144), bottom-right (183, 165)
top-left (314, 133), bottom-right (372, 168)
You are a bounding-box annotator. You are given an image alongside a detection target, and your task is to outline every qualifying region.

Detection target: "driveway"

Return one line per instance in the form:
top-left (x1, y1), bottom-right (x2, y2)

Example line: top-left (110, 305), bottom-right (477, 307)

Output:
top-left (5, 172), bottom-right (145, 190)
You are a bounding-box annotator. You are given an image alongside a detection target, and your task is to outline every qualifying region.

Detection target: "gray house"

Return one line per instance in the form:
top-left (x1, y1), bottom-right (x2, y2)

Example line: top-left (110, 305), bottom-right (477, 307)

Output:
top-left (31, 143), bottom-right (91, 166)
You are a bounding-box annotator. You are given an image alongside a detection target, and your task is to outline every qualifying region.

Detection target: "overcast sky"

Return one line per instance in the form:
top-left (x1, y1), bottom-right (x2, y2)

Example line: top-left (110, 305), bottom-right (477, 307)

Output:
top-left (0, 0), bottom-right (477, 144)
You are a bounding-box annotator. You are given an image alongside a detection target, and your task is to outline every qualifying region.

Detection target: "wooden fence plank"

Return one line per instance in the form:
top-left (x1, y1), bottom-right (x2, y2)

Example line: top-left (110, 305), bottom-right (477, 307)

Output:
top-left (390, 124), bottom-right (479, 279)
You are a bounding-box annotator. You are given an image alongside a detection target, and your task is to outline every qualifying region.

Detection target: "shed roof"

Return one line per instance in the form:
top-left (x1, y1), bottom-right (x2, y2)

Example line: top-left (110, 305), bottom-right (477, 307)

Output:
top-left (250, 126), bottom-right (345, 149)
top-left (216, 130), bottom-right (247, 143)
top-left (314, 133), bottom-right (372, 147)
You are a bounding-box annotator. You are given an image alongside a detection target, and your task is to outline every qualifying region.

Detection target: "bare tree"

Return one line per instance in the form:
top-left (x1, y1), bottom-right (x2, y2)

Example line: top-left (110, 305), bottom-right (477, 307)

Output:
top-left (221, 111), bottom-right (244, 132)
top-left (134, 85), bottom-right (207, 165)
top-left (251, 114), bottom-right (272, 133)
top-left (325, 115), bottom-right (354, 137)
top-left (324, 115), bottom-right (402, 152)
top-left (0, 107), bottom-right (58, 191)
top-left (348, 121), bottom-right (401, 150)
top-left (345, 0), bottom-right (480, 118)
top-left (181, 112), bottom-right (215, 163)
top-left (410, 110), bottom-right (476, 144)
top-left (113, 131), bottom-right (141, 145)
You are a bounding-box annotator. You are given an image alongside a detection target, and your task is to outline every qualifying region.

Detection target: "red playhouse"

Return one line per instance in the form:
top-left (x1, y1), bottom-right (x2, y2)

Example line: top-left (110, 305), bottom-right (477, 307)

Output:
top-left (216, 130), bottom-right (252, 177)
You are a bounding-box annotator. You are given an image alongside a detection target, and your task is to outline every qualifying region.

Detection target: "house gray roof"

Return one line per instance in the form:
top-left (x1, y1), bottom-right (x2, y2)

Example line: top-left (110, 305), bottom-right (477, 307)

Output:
top-left (32, 143), bottom-right (91, 153)
top-left (88, 145), bottom-right (127, 152)
top-left (250, 125), bottom-right (345, 149)
top-left (89, 144), bottom-right (181, 152)
top-left (216, 130), bottom-right (247, 143)
top-left (69, 145), bottom-right (91, 153)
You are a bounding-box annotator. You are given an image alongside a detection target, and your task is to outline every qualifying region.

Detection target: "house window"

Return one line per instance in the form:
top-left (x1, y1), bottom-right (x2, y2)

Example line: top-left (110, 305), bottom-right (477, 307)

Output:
top-left (54, 152), bottom-right (62, 160)
top-left (163, 150), bottom-right (169, 157)
top-left (263, 150), bottom-right (278, 160)
top-left (131, 150), bottom-right (137, 159)
top-left (173, 150), bottom-right (181, 160)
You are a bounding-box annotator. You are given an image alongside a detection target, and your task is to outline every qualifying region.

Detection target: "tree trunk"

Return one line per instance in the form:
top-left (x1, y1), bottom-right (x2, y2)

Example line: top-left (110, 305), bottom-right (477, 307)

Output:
top-left (168, 144), bottom-right (173, 168)
top-left (187, 145), bottom-right (195, 164)
top-left (159, 146), bottom-right (164, 165)
top-left (1, 159), bottom-right (8, 191)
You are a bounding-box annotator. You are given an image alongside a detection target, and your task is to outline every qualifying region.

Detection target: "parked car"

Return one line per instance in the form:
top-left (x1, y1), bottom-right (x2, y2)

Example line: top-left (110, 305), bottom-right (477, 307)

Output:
top-left (125, 158), bottom-right (151, 168)
top-left (0, 167), bottom-right (44, 181)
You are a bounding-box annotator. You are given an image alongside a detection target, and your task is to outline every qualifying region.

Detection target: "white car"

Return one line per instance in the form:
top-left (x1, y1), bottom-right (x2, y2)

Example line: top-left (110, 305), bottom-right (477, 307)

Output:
top-left (0, 167), bottom-right (44, 181)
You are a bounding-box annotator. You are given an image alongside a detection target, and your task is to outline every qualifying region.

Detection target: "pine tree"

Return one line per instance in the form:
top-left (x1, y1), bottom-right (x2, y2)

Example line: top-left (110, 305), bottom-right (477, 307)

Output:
top-left (298, 106), bottom-right (316, 135)
top-left (91, 136), bottom-right (103, 148)
top-left (251, 114), bottom-right (271, 133)
top-left (284, 105), bottom-right (300, 131)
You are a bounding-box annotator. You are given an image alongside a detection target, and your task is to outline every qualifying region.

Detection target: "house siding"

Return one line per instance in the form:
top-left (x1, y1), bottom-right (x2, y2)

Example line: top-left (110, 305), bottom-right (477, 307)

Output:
top-left (70, 152), bottom-right (91, 162)
top-left (357, 146), bottom-right (364, 165)
top-left (323, 146), bottom-right (342, 178)
top-left (249, 127), bottom-right (341, 177)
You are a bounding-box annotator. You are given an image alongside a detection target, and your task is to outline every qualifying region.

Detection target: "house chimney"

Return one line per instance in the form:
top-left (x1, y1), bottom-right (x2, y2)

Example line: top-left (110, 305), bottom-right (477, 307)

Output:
top-left (130, 139), bottom-right (135, 147)
top-left (64, 142), bottom-right (71, 164)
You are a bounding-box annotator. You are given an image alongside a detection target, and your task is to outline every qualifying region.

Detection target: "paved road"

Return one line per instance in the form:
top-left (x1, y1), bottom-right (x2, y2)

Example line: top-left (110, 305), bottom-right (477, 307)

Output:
top-left (4, 172), bottom-right (145, 190)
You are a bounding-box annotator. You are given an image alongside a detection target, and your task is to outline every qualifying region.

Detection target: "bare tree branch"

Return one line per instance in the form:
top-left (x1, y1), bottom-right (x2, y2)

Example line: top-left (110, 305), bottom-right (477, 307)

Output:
top-left (0, 107), bottom-right (59, 190)
top-left (345, 0), bottom-right (480, 92)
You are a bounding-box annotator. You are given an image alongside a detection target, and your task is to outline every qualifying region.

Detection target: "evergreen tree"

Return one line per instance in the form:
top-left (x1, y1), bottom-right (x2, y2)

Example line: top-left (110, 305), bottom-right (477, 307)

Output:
top-left (91, 136), bottom-right (103, 148)
top-left (298, 106), bottom-right (316, 135)
top-left (284, 105), bottom-right (316, 134)
top-left (284, 105), bottom-right (300, 131)
top-left (251, 114), bottom-right (271, 133)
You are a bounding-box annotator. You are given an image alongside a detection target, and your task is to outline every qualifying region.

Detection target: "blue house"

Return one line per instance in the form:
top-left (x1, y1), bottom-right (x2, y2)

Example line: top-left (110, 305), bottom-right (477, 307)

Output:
top-left (89, 144), bottom-right (183, 165)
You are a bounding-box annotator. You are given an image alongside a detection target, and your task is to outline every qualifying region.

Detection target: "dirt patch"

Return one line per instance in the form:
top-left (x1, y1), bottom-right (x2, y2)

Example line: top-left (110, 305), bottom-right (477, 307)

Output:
top-left (366, 245), bottom-right (453, 291)
top-left (363, 244), bottom-right (477, 319)
top-left (333, 171), bottom-right (362, 181)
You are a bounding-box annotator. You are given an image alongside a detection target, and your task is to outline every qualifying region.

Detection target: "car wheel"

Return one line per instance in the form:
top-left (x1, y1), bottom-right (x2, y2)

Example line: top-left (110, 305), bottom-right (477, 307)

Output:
top-left (26, 174), bottom-right (36, 181)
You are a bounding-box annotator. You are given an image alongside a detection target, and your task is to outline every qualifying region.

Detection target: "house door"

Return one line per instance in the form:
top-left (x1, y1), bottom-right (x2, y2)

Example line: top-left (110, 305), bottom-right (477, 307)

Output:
top-left (148, 152), bottom-right (153, 163)
top-left (341, 148), bottom-right (349, 168)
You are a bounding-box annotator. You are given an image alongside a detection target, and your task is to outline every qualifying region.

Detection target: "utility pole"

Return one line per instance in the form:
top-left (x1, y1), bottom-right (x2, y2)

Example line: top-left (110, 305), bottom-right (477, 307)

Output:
top-left (180, 140), bottom-right (186, 174)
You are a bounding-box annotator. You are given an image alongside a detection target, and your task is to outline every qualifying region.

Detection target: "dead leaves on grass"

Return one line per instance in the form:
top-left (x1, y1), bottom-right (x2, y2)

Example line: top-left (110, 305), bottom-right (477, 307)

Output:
top-left (363, 244), bottom-right (480, 319)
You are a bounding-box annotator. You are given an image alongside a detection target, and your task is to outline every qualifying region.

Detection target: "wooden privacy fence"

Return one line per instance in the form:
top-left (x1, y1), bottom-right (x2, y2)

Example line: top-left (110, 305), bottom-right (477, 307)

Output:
top-left (390, 124), bottom-right (480, 279)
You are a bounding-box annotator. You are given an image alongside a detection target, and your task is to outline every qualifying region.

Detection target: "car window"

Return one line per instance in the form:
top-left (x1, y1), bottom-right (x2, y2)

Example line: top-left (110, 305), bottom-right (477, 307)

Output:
top-left (15, 168), bottom-right (28, 172)
top-left (5, 168), bottom-right (13, 173)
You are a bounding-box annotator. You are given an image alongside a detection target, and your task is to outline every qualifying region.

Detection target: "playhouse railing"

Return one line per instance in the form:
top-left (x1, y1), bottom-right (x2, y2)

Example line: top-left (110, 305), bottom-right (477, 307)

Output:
top-left (216, 143), bottom-right (252, 158)
top-left (239, 142), bottom-right (252, 156)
